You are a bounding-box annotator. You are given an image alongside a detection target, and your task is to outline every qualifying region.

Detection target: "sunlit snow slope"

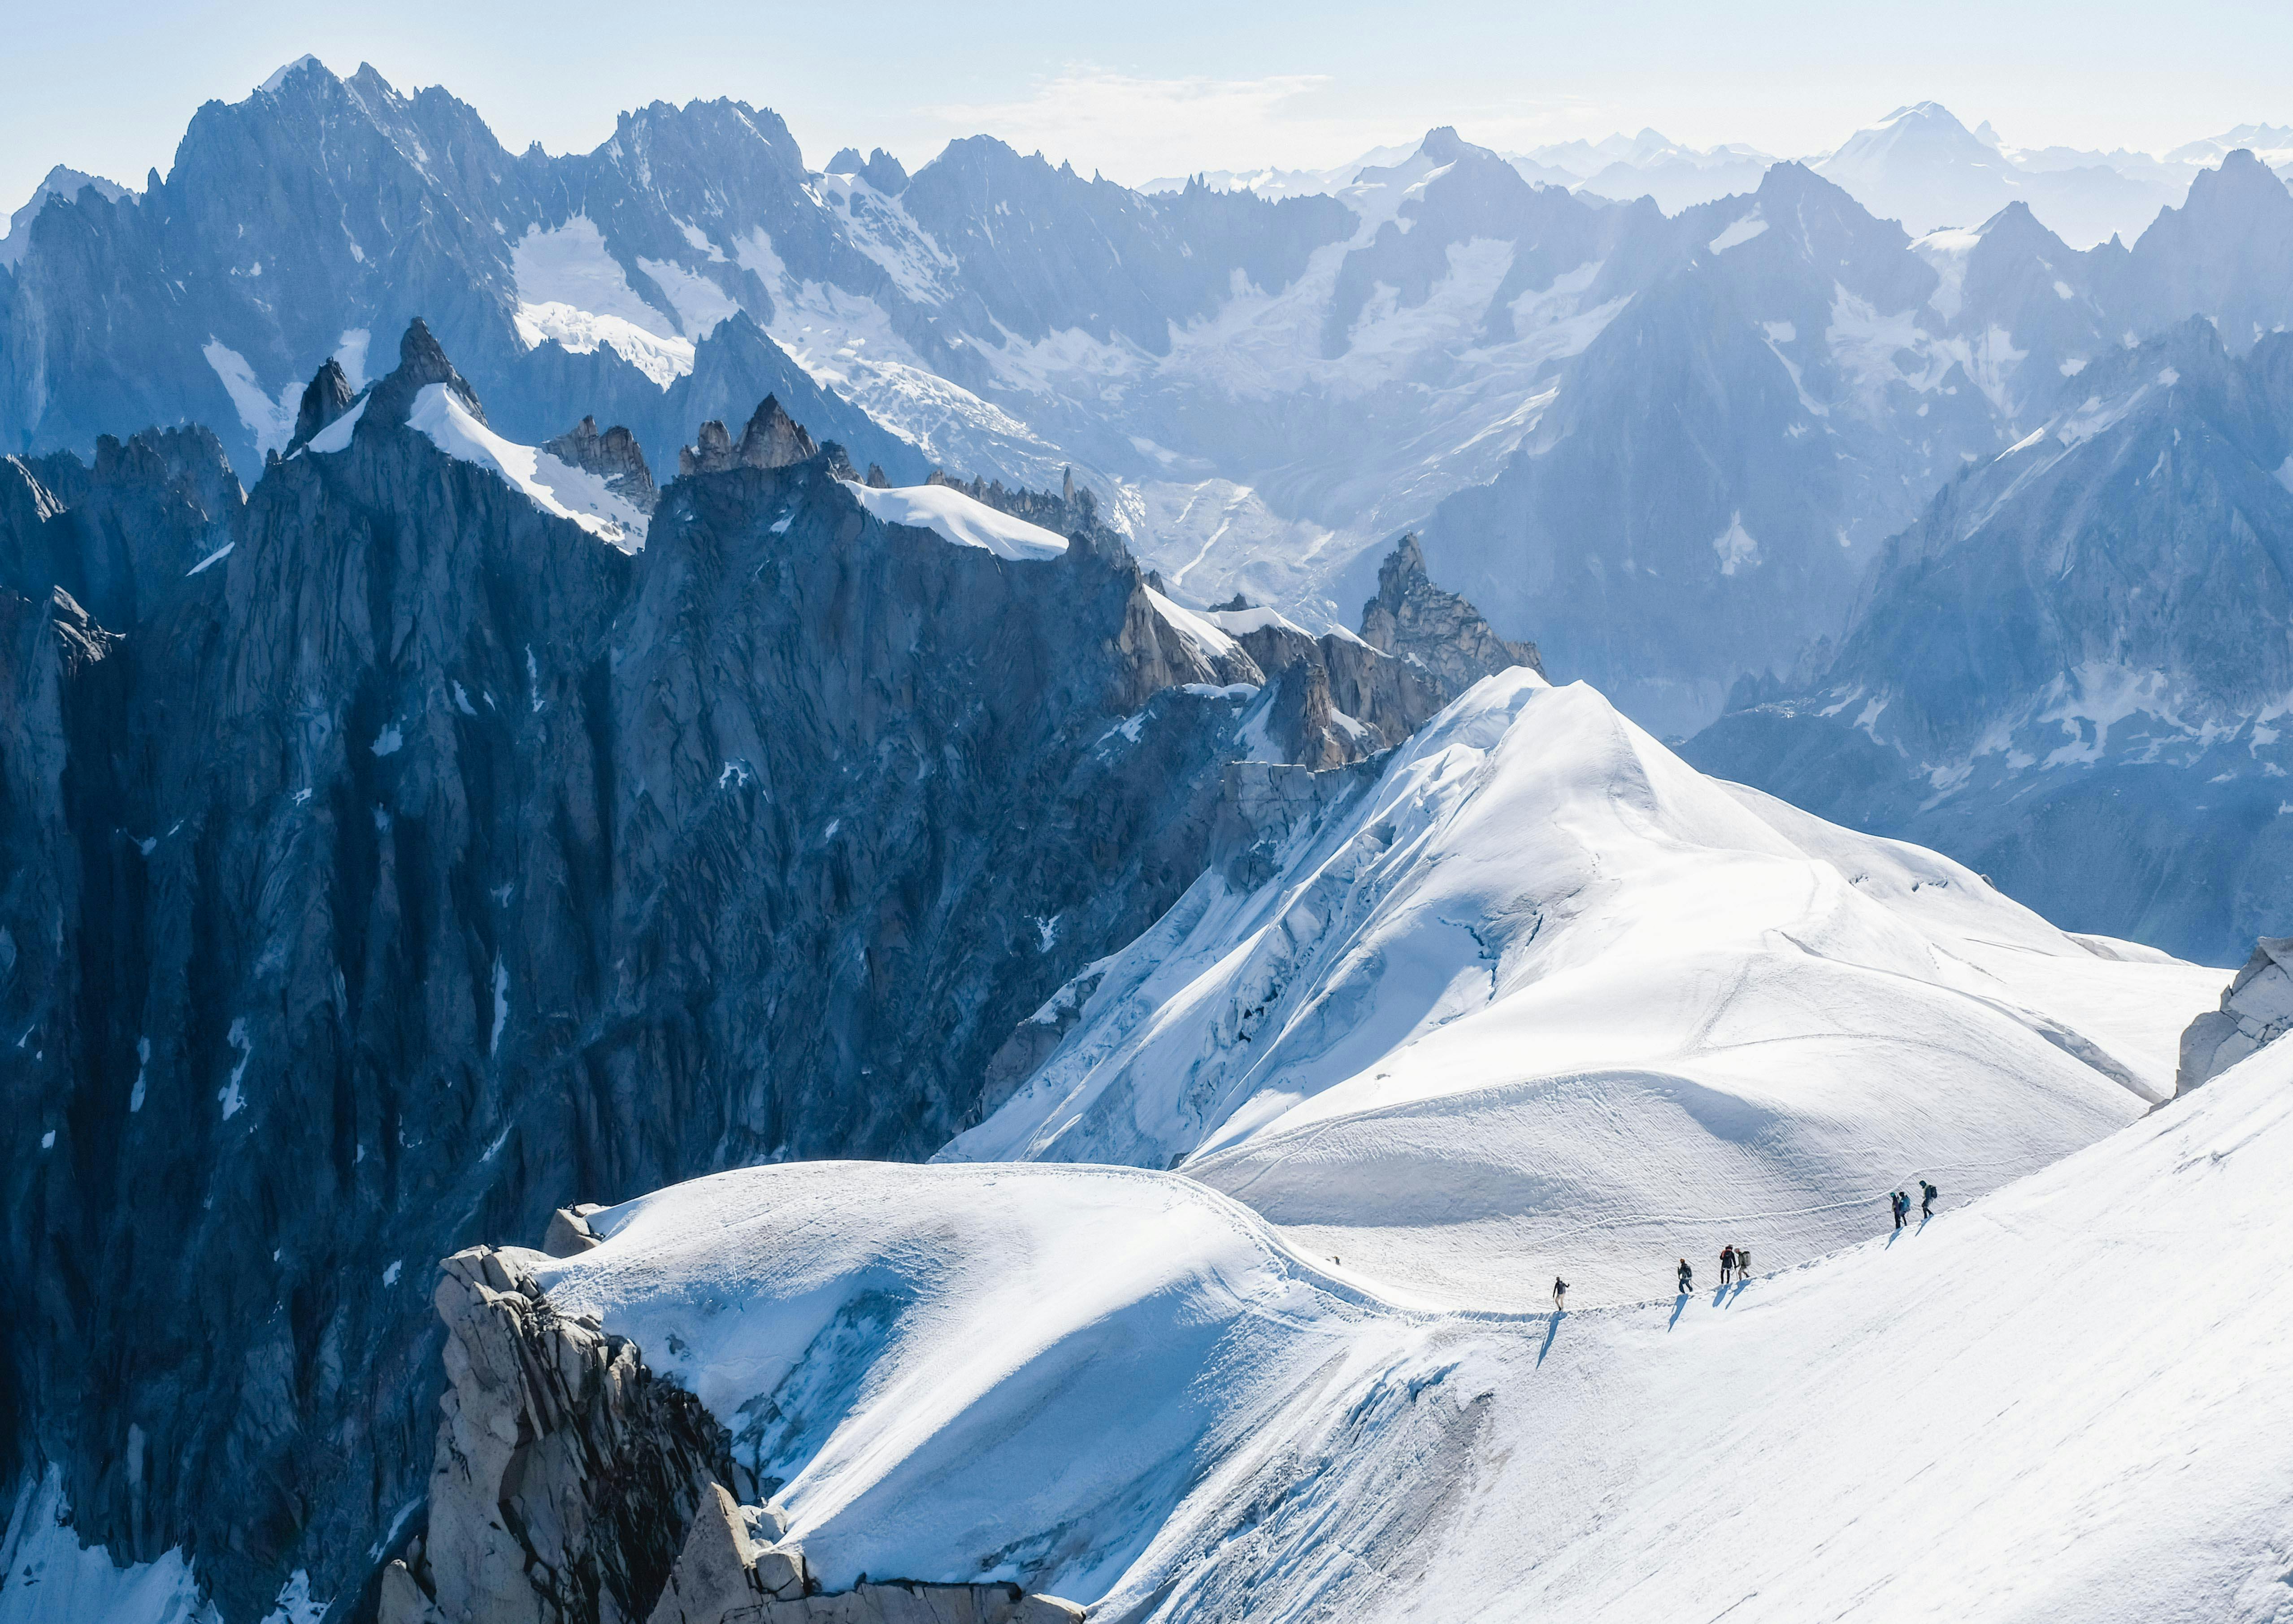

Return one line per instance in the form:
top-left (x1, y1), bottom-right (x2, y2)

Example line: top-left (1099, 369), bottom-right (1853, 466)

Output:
top-left (534, 1046), bottom-right (2293, 1623)
top-left (943, 669), bottom-right (2221, 1307)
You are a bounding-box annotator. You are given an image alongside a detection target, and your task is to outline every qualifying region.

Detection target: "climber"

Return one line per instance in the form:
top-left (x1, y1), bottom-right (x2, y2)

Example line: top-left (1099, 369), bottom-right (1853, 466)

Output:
top-left (1552, 1277), bottom-right (1568, 1312)
top-left (1720, 1244), bottom-right (1737, 1285)
top-left (1891, 1190), bottom-right (1908, 1230)
top-left (1677, 1257), bottom-right (1694, 1294)
top-left (1920, 1180), bottom-right (1938, 1220)
top-left (1733, 1244), bottom-right (1750, 1281)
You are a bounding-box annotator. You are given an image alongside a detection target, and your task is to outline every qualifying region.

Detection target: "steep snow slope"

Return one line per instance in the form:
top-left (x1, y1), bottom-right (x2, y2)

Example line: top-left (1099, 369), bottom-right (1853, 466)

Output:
top-left (848, 482), bottom-right (1068, 560)
top-left (405, 382), bottom-right (651, 549)
top-left (944, 669), bottom-right (2220, 1306)
top-left (531, 1044), bottom-right (2293, 1622)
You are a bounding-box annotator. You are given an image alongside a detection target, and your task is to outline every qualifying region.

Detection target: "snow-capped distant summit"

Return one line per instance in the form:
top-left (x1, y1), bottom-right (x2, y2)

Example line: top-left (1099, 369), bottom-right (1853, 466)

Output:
top-left (1814, 102), bottom-right (2022, 230)
top-left (257, 53), bottom-right (326, 95)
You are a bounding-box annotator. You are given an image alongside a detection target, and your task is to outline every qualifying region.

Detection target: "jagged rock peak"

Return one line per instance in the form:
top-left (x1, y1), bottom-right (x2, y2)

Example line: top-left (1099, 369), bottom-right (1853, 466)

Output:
top-left (1213, 593), bottom-right (1253, 612)
top-left (864, 462), bottom-right (890, 488)
top-left (2176, 937), bottom-right (2293, 1095)
top-left (546, 414), bottom-right (660, 514)
top-left (288, 357), bottom-right (356, 452)
top-left (1360, 532), bottom-right (1543, 692)
top-left (736, 394), bottom-right (817, 470)
top-left (368, 317), bottom-right (486, 426)
top-left (862, 148), bottom-right (909, 195)
top-left (679, 395), bottom-right (818, 477)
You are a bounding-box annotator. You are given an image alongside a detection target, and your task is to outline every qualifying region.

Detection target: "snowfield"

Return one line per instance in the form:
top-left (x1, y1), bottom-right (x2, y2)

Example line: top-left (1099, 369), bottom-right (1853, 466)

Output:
top-left (533, 1039), bottom-right (2293, 1623)
top-left (846, 482), bottom-right (1069, 560)
top-left (945, 669), bottom-right (2220, 1308)
top-left (406, 383), bottom-right (651, 551)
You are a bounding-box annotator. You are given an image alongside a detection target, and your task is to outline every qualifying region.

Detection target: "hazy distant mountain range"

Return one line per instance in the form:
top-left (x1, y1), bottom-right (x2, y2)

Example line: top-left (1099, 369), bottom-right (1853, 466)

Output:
top-left (1147, 101), bottom-right (2293, 249)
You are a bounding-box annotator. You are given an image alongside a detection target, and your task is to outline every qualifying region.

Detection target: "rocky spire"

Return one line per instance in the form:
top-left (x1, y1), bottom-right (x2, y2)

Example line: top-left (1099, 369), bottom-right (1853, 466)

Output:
top-left (679, 396), bottom-right (819, 477)
top-left (1359, 532), bottom-right (1542, 692)
top-left (734, 395), bottom-right (817, 470)
top-left (286, 357), bottom-right (356, 452)
top-left (545, 414), bottom-right (660, 514)
top-left (366, 317), bottom-right (486, 426)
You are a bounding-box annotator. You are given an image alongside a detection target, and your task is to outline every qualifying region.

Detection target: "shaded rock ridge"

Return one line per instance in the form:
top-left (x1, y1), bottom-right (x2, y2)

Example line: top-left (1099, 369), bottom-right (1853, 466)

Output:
top-left (548, 416), bottom-right (661, 515)
top-left (384, 1246), bottom-right (1084, 1624)
top-left (2176, 937), bottom-right (2293, 1095)
top-left (0, 321), bottom-right (1539, 1621)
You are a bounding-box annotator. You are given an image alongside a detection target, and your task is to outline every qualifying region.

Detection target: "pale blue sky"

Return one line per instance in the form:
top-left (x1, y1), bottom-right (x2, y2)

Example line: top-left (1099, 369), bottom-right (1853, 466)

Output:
top-left (4, 0), bottom-right (2290, 208)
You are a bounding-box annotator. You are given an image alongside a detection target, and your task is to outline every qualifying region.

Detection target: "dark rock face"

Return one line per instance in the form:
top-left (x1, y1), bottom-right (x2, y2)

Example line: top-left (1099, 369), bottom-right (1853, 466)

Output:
top-left (289, 358), bottom-right (358, 452)
top-left (0, 328), bottom-right (1539, 1620)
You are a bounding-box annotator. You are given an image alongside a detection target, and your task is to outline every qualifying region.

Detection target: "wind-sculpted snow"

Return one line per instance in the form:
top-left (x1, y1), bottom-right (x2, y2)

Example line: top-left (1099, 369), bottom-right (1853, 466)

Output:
top-left (405, 382), bottom-right (651, 549)
top-left (528, 1163), bottom-right (1383, 1604)
top-left (847, 482), bottom-right (1068, 560)
top-left (520, 1042), bottom-right (2293, 1623)
top-left (947, 670), bottom-right (2220, 1306)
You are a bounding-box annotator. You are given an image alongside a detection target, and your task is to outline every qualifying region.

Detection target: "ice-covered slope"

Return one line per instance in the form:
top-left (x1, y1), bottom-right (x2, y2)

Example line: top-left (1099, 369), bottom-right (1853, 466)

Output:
top-left (531, 1042), bottom-right (2293, 1622)
top-left (944, 669), bottom-right (2221, 1306)
top-left (847, 482), bottom-right (1069, 560)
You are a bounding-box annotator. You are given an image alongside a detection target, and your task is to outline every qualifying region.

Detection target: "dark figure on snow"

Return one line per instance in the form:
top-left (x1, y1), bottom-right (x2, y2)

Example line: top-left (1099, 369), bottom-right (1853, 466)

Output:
top-left (1677, 1258), bottom-right (1694, 1294)
top-left (1920, 1180), bottom-right (1938, 1219)
top-left (1720, 1245), bottom-right (1736, 1285)
top-left (1552, 1277), bottom-right (1568, 1311)
top-left (1733, 1244), bottom-right (1750, 1280)
top-left (1892, 1190), bottom-right (1908, 1230)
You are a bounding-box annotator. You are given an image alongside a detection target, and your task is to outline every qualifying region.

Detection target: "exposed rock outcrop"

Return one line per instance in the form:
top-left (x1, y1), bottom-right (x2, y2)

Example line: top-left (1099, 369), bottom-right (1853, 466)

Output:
top-left (287, 357), bottom-right (357, 452)
top-left (924, 466), bottom-right (1100, 541)
top-left (2176, 936), bottom-right (2293, 1094)
top-left (546, 416), bottom-right (661, 514)
top-left (368, 316), bottom-right (488, 426)
top-left (680, 396), bottom-right (817, 476)
top-left (384, 1246), bottom-right (1084, 1624)
top-left (1359, 533), bottom-right (1542, 692)
top-left (379, 1247), bottom-right (736, 1624)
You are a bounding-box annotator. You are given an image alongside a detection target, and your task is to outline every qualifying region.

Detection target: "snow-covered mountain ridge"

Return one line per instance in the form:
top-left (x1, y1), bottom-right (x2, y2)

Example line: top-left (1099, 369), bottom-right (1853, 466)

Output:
top-left (945, 668), bottom-right (2218, 1305)
top-left (473, 896), bottom-right (2291, 1623)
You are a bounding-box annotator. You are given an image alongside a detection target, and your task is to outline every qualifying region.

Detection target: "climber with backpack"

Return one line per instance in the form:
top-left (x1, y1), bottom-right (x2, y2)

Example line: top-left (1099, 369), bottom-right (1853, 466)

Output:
top-left (1920, 1180), bottom-right (1938, 1220)
top-left (1677, 1257), bottom-right (1694, 1294)
top-left (1720, 1244), bottom-right (1737, 1285)
top-left (1552, 1277), bottom-right (1568, 1312)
